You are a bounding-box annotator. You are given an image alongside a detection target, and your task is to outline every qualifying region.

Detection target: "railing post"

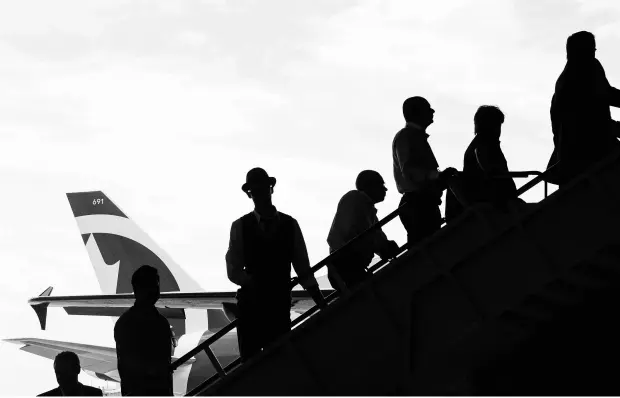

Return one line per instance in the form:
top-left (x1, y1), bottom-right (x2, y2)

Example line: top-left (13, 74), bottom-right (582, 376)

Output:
top-left (204, 346), bottom-right (226, 378)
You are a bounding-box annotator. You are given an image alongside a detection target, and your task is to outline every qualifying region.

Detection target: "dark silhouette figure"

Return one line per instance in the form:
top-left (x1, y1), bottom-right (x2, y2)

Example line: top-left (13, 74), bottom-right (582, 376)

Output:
top-left (392, 96), bottom-right (457, 245)
top-left (446, 106), bottom-right (521, 222)
top-left (226, 167), bottom-right (327, 361)
top-left (326, 170), bottom-right (400, 292)
top-left (38, 351), bottom-right (103, 396)
top-left (464, 106), bottom-right (521, 207)
top-left (546, 31), bottom-right (620, 186)
top-left (114, 265), bottom-right (173, 396)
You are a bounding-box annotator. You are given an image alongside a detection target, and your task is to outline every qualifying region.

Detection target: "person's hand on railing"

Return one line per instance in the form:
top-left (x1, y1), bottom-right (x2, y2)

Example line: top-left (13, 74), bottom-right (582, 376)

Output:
top-left (437, 167), bottom-right (459, 190)
top-left (440, 167), bottom-right (459, 179)
top-left (378, 240), bottom-right (400, 261)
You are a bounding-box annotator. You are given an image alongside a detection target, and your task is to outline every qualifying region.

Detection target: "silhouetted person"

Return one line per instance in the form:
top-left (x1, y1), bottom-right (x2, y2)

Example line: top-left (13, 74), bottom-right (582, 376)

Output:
top-left (38, 351), bottom-right (103, 396)
top-left (226, 167), bottom-right (326, 361)
top-left (547, 31), bottom-right (620, 187)
top-left (114, 265), bottom-right (173, 396)
top-left (392, 96), bottom-right (457, 245)
top-left (464, 106), bottom-right (521, 208)
top-left (327, 170), bottom-right (400, 292)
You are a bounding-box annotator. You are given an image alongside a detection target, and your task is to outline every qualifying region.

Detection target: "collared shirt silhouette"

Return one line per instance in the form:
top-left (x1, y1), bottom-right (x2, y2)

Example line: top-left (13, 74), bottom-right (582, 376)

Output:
top-left (226, 211), bottom-right (311, 287)
top-left (392, 97), bottom-right (457, 245)
top-left (38, 351), bottom-right (103, 396)
top-left (547, 31), bottom-right (620, 186)
top-left (226, 167), bottom-right (325, 361)
top-left (393, 121), bottom-right (440, 195)
top-left (114, 265), bottom-right (173, 396)
top-left (327, 170), bottom-right (398, 292)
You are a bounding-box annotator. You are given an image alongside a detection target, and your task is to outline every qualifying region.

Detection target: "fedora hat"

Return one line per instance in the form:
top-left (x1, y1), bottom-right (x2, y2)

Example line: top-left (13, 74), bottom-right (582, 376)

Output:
top-left (241, 167), bottom-right (277, 193)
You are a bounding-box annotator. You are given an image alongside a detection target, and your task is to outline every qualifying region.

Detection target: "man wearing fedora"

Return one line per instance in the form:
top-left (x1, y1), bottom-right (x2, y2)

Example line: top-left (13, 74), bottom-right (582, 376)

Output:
top-left (225, 167), bottom-right (326, 361)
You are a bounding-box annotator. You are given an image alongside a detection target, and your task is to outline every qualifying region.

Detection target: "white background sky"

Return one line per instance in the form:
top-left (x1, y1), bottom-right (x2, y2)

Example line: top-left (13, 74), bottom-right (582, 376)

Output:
top-left (1, 0), bottom-right (619, 395)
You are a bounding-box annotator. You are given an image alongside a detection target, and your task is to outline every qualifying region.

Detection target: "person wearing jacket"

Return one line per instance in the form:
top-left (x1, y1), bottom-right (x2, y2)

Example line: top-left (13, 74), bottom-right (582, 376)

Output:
top-left (327, 170), bottom-right (399, 292)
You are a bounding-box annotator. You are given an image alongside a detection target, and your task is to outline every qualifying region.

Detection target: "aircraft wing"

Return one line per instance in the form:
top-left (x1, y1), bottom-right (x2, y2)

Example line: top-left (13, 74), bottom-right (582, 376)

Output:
top-left (28, 290), bottom-right (334, 330)
top-left (3, 337), bottom-right (119, 374)
top-left (3, 337), bottom-right (194, 380)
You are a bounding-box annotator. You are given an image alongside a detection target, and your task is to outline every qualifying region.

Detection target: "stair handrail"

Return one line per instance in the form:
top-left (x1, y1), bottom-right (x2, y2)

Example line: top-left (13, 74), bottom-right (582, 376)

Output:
top-left (515, 168), bottom-right (553, 197)
top-left (282, 168), bottom-right (556, 330)
top-left (170, 166), bottom-right (555, 385)
top-left (170, 200), bottom-right (410, 374)
top-left (170, 317), bottom-right (237, 372)
top-left (290, 201), bottom-right (410, 289)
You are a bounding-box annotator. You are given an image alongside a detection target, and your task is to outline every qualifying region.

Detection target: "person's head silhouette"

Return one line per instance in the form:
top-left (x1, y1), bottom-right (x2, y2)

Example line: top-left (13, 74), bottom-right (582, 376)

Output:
top-left (356, 170), bottom-right (388, 204)
top-left (53, 351), bottom-right (81, 392)
top-left (241, 167), bottom-right (276, 208)
top-left (566, 31), bottom-right (596, 62)
top-left (403, 96), bottom-right (435, 129)
top-left (131, 265), bottom-right (160, 306)
top-left (474, 105), bottom-right (504, 139)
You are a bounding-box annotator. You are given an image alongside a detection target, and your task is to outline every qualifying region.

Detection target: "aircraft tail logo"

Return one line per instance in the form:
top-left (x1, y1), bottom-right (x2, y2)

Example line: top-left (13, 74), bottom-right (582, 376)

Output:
top-left (66, 191), bottom-right (204, 296)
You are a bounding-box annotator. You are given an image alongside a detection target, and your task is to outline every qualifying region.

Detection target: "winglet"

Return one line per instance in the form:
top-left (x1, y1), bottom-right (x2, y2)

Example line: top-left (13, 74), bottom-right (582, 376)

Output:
top-left (221, 302), bottom-right (239, 322)
top-left (207, 309), bottom-right (231, 332)
top-left (31, 287), bottom-right (53, 330)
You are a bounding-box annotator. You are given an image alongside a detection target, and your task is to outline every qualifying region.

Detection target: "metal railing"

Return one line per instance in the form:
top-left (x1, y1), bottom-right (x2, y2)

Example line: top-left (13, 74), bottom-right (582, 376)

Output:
top-left (172, 167), bottom-right (556, 396)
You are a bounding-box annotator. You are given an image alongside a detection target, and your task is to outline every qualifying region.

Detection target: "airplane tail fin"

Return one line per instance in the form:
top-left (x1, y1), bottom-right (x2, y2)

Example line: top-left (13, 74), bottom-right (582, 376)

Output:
top-left (66, 191), bottom-right (203, 296)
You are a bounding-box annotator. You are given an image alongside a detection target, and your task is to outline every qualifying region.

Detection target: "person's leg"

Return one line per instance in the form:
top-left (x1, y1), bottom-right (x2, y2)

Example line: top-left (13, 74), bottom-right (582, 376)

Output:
top-left (398, 193), bottom-right (417, 244)
top-left (401, 194), bottom-right (442, 246)
top-left (260, 297), bottom-right (291, 352)
top-left (237, 295), bottom-right (262, 361)
top-left (411, 203), bottom-right (442, 245)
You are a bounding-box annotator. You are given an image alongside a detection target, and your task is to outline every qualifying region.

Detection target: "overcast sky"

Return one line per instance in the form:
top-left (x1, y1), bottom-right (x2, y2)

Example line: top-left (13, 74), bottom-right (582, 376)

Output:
top-left (1, 0), bottom-right (619, 395)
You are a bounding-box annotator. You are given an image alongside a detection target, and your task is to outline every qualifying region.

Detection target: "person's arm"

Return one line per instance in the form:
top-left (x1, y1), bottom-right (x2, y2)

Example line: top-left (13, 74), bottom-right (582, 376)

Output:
top-left (596, 59), bottom-right (620, 108)
top-left (291, 219), bottom-right (318, 289)
top-left (225, 219), bottom-right (252, 287)
top-left (291, 219), bottom-right (326, 307)
top-left (475, 145), bottom-right (518, 201)
top-left (474, 145), bottom-right (506, 177)
top-left (394, 134), bottom-right (439, 187)
top-left (609, 85), bottom-right (620, 108)
top-left (360, 203), bottom-right (390, 256)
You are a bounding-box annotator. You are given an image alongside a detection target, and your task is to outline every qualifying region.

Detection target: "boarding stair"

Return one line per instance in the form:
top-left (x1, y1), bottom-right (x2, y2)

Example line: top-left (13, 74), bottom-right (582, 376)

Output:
top-left (172, 149), bottom-right (620, 395)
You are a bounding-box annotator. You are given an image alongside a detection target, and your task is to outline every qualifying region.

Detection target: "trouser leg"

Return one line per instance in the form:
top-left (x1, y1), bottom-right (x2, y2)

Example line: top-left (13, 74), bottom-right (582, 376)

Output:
top-left (261, 303), bottom-right (291, 351)
top-left (399, 193), bottom-right (442, 246)
top-left (237, 297), bottom-right (262, 361)
top-left (238, 293), bottom-right (291, 360)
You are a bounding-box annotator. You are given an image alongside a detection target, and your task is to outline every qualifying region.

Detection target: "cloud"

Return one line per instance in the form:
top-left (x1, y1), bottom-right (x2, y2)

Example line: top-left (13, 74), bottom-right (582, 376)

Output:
top-left (1, 1), bottom-right (619, 394)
